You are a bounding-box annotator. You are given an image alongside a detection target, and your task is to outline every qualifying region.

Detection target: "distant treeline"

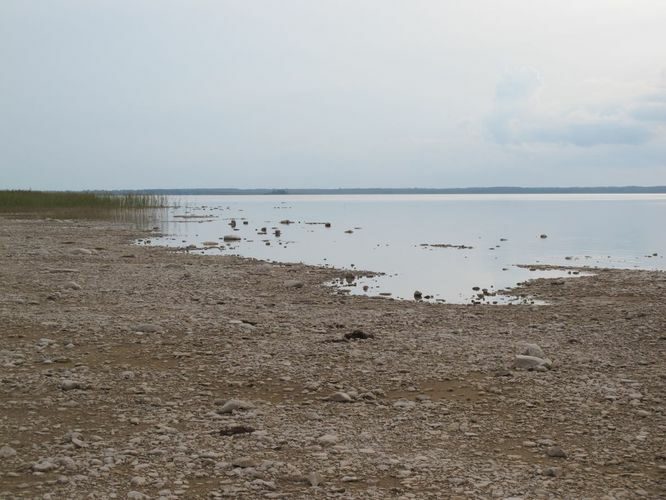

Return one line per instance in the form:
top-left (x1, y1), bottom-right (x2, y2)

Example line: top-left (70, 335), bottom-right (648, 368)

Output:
top-left (111, 186), bottom-right (666, 195)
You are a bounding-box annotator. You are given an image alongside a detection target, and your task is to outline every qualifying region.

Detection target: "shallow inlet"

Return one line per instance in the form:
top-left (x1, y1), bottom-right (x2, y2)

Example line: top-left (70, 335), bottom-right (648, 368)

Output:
top-left (144, 194), bottom-right (666, 304)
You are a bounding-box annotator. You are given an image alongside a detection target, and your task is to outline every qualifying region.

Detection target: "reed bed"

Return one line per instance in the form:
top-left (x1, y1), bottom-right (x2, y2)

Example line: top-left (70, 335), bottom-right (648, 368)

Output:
top-left (0, 190), bottom-right (168, 219)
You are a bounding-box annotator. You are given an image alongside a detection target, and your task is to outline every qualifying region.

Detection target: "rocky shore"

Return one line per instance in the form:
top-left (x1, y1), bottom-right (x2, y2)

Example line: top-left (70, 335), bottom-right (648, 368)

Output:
top-left (0, 217), bottom-right (664, 499)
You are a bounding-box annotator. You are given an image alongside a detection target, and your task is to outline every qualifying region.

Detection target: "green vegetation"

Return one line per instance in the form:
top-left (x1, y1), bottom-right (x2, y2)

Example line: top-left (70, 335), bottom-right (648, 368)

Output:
top-left (0, 190), bottom-right (167, 216)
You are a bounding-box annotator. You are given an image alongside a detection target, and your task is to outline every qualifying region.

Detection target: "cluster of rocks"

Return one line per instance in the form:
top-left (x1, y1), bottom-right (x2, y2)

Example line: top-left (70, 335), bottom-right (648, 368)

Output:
top-left (0, 217), bottom-right (664, 499)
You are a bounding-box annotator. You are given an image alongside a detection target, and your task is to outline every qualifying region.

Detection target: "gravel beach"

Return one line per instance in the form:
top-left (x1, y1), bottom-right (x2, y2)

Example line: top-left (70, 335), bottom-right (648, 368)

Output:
top-left (1, 217), bottom-right (664, 499)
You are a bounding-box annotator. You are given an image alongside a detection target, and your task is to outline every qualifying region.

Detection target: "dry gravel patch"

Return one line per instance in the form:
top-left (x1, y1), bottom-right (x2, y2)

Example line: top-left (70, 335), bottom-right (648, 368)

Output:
top-left (0, 217), bottom-right (665, 499)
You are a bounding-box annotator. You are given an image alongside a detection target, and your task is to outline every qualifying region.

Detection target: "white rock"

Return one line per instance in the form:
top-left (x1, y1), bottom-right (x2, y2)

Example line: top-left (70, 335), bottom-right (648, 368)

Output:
top-left (0, 445), bottom-right (17, 459)
top-left (514, 355), bottom-right (552, 371)
top-left (518, 342), bottom-right (545, 359)
top-left (216, 399), bottom-right (254, 414)
top-left (32, 460), bottom-right (57, 472)
top-left (393, 399), bottom-right (417, 410)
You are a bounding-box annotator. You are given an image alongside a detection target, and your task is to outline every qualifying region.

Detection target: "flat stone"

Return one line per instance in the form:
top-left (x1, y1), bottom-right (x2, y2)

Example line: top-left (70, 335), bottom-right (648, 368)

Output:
top-left (232, 456), bottom-right (258, 468)
top-left (60, 379), bottom-right (84, 391)
top-left (216, 399), bottom-right (254, 414)
top-left (317, 434), bottom-right (339, 446)
top-left (32, 460), bottom-right (57, 472)
top-left (328, 392), bottom-right (353, 402)
top-left (546, 446), bottom-right (567, 458)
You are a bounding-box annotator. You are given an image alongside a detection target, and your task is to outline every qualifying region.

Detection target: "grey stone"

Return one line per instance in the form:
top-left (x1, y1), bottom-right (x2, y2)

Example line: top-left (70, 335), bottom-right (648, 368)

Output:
top-left (514, 355), bottom-right (552, 371)
top-left (546, 446), bottom-right (567, 458)
top-left (519, 342), bottom-right (545, 359)
top-left (284, 280), bottom-right (304, 289)
top-left (328, 392), bottom-right (353, 403)
top-left (32, 460), bottom-right (57, 472)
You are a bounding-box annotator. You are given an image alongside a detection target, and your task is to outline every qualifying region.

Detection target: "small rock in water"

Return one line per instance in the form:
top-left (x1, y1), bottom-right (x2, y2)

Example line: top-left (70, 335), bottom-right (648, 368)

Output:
top-left (223, 235), bottom-right (241, 242)
top-left (540, 234), bottom-right (548, 239)
top-left (413, 290), bottom-right (423, 300)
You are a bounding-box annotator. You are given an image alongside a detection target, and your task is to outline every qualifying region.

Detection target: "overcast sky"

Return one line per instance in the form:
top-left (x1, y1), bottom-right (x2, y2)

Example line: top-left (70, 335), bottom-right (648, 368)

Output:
top-left (1, 1), bottom-right (665, 189)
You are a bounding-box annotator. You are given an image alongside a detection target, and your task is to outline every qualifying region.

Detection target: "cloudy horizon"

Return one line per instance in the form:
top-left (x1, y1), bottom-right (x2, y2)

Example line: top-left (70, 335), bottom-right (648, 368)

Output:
top-left (1, 1), bottom-right (665, 190)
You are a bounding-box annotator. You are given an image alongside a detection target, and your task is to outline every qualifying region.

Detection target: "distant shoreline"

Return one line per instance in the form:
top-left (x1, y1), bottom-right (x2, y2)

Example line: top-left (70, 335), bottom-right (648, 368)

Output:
top-left (109, 186), bottom-right (666, 195)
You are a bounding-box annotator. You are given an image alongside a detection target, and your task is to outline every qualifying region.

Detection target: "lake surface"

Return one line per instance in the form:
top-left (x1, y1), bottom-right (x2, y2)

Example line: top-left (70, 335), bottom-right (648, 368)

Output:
top-left (146, 194), bottom-right (666, 304)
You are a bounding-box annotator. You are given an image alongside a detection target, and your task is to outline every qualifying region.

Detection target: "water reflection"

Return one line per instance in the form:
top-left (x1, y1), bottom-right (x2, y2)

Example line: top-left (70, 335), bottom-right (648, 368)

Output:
top-left (145, 194), bottom-right (666, 304)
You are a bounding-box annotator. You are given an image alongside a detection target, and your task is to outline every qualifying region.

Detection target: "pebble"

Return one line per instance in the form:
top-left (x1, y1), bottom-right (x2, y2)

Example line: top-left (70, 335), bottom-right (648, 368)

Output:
top-left (284, 280), bottom-right (304, 289)
top-left (32, 460), bottom-right (57, 472)
top-left (546, 446), bottom-right (567, 458)
top-left (317, 434), bottom-right (339, 446)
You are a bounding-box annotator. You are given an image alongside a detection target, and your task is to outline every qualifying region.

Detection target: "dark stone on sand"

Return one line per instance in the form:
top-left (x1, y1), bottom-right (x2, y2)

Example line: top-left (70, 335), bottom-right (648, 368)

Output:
top-left (344, 330), bottom-right (374, 340)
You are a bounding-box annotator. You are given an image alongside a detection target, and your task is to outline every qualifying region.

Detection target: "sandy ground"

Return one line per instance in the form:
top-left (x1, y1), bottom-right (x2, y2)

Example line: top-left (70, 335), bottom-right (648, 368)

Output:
top-left (0, 217), bottom-right (664, 499)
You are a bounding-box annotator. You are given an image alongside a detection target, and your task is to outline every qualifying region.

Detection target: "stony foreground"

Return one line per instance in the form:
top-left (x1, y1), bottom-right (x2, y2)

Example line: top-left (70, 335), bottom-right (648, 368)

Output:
top-left (0, 217), bottom-right (664, 499)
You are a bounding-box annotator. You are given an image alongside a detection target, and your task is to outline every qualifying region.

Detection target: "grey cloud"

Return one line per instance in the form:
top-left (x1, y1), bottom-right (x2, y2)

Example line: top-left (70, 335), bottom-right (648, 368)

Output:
top-left (488, 70), bottom-right (659, 148)
top-left (632, 104), bottom-right (666, 122)
top-left (525, 122), bottom-right (652, 147)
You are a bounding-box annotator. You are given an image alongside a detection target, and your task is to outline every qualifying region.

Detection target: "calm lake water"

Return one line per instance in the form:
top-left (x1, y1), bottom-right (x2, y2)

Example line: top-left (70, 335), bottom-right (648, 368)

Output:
top-left (146, 194), bottom-right (666, 304)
